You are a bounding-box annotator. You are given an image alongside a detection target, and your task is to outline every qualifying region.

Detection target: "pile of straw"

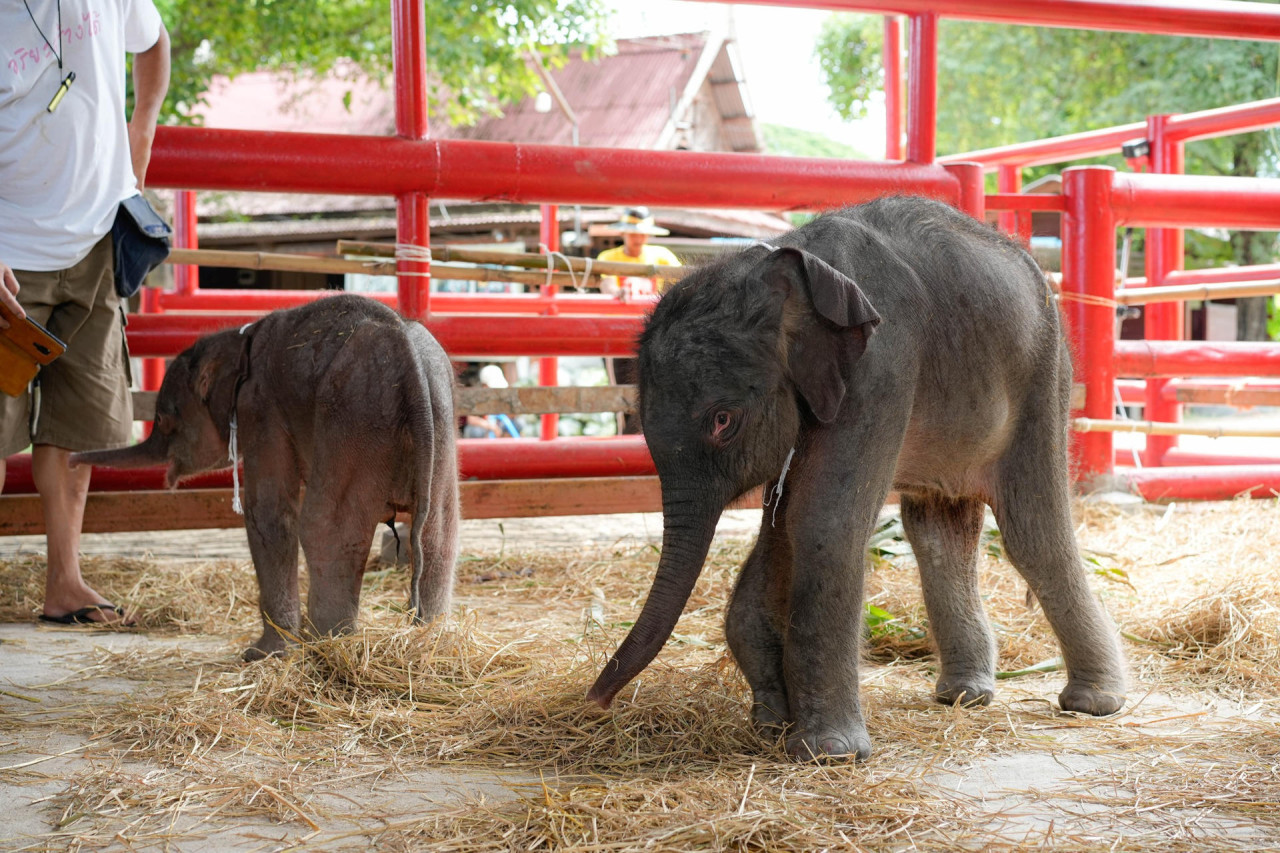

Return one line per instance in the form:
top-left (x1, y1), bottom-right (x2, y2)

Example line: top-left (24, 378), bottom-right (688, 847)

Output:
top-left (4, 498), bottom-right (1280, 849)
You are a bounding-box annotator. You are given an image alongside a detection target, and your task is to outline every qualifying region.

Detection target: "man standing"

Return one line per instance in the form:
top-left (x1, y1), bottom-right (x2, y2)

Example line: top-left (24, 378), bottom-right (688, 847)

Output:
top-left (0, 0), bottom-right (170, 624)
top-left (596, 207), bottom-right (681, 433)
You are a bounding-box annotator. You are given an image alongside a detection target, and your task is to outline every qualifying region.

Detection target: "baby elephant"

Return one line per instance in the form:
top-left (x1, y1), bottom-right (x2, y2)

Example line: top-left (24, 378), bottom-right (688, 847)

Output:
top-left (73, 294), bottom-right (459, 660)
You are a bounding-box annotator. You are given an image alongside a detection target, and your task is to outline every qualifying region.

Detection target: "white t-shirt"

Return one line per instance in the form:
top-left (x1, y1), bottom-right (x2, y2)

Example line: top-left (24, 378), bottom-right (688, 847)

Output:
top-left (0, 0), bottom-right (162, 271)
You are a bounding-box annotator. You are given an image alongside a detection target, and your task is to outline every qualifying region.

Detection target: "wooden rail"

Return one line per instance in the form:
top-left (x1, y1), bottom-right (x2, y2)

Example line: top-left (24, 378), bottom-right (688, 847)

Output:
top-left (129, 385), bottom-right (637, 422)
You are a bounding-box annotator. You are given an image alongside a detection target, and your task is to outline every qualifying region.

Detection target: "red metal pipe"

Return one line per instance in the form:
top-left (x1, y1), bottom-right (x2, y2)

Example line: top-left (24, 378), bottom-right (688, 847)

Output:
top-left (146, 129), bottom-right (961, 211)
top-left (995, 166), bottom-right (1021, 236)
top-left (539, 204), bottom-right (561, 440)
top-left (1061, 166), bottom-right (1117, 481)
top-left (155, 289), bottom-right (654, 316)
top-left (1112, 172), bottom-right (1280, 230)
top-left (1162, 263), bottom-right (1280, 287)
top-left (883, 15), bottom-right (904, 160)
top-left (1, 437), bottom-right (657, 494)
top-left (173, 190), bottom-right (199, 295)
top-left (391, 0), bottom-right (431, 320)
top-left (985, 193), bottom-right (1065, 212)
top-left (1142, 115), bottom-right (1183, 466)
top-left (713, 0), bottom-right (1280, 42)
top-left (943, 162), bottom-right (984, 220)
top-left (124, 313), bottom-right (646, 358)
top-left (906, 12), bottom-right (937, 164)
top-left (1114, 340), bottom-right (1280, 377)
top-left (942, 122), bottom-right (1146, 170)
top-left (1165, 96), bottom-right (1280, 143)
top-left (1115, 465), bottom-right (1280, 501)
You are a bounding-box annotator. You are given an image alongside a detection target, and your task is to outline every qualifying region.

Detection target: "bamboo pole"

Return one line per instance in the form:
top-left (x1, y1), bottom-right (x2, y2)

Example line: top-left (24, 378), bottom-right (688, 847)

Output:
top-left (335, 240), bottom-right (688, 280)
top-left (132, 385), bottom-right (638, 421)
top-left (1074, 417), bottom-right (1280, 438)
top-left (165, 247), bottom-right (591, 288)
top-left (1114, 278), bottom-right (1280, 305)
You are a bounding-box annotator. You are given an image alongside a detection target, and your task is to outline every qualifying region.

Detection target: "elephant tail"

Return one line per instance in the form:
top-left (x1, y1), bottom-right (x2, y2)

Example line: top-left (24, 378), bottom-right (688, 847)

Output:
top-left (402, 320), bottom-right (456, 623)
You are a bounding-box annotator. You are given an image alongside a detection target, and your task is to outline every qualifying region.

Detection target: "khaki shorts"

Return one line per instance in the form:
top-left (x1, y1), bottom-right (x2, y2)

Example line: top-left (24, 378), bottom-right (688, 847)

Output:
top-left (0, 235), bottom-right (133, 456)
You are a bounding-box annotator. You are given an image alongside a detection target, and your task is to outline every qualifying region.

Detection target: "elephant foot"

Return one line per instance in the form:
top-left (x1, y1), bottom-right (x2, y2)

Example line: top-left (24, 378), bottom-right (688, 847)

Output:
top-left (934, 676), bottom-right (995, 708)
top-left (243, 630), bottom-right (291, 662)
top-left (785, 726), bottom-right (872, 763)
top-left (749, 691), bottom-right (791, 740)
top-left (1058, 679), bottom-right (1126, 716)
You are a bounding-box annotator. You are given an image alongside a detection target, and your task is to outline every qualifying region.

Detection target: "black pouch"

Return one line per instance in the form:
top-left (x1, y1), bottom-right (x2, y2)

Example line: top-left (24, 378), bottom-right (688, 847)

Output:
top-left (111, 194), bottom-right (172, 299)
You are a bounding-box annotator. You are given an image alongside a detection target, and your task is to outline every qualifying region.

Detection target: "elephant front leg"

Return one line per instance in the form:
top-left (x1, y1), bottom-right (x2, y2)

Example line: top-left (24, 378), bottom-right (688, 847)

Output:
top-left (726, 502), bottom-right (794, 740)
top-left (900, 493), bottom-right (996, 707)
top-left (243, 483), bottom-right (303, 662)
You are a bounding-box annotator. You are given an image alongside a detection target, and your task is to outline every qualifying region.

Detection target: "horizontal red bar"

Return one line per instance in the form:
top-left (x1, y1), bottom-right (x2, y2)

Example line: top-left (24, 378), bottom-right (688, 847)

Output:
top-left (148, 128), bottom-right (960, 212)
top-left (743, 0), bottom-right (1280, 42)
top-left (1113, 341), bottom-right (1280, 378)
top-left (1160, 264), bottom-right (1280, 287)
top-left (1161, 448), bottom-right (1280, 467)
top-left (984, 193), bottom-right (1065, 212)
top-left (1112, 172), bottom-right (1280, 230)
top-left (155, 289), bottom-right (653, 317)
top-left (1165, 96), bottom-right (1280, 143)
top-left (1115, 464), bottom-right (1280, 500)
top-left (1, 437), bottom-right (655, 495)
top-left (124, 312), bottom-right (645, 358)
top-left (943, 123), bottom-right (1144, 170)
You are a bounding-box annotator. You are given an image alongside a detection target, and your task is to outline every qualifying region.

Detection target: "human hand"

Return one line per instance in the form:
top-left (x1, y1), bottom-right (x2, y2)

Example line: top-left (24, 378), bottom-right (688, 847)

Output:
top-left (127, 119), bottom-right (156, 191)
top-left (0, 263), bottom-right (24, 329)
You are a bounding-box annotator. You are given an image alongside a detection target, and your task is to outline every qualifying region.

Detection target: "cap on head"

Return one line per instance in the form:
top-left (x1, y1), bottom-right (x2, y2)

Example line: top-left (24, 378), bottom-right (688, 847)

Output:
top-left (609, 206), bottom-right (670, 236)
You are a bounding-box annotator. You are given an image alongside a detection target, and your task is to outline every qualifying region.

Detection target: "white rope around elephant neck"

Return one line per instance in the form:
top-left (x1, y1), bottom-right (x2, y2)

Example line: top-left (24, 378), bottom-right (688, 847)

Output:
top-left (764, 447), bottom-right (796, 528)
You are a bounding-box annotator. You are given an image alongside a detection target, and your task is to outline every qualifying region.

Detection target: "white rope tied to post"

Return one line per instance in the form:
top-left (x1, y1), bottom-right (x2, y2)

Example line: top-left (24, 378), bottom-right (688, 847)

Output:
top-left (389, 243), bottom-right (433, 278)
top-left (538, 245), bottom-right (589, 292)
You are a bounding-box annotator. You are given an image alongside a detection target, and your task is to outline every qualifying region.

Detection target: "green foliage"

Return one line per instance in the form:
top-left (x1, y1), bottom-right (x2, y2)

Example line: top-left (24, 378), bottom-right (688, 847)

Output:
top-left (816, 10), bottom-right (1280, 175)
top-left (147, 0), bottom-right (608, 125)
top-left (760, 122), bottom-right (869, 159)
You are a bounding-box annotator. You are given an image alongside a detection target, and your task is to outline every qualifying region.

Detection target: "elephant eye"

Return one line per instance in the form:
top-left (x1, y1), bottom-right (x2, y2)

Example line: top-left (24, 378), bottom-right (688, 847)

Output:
top-left (711, 410), bottom-right (733, 438)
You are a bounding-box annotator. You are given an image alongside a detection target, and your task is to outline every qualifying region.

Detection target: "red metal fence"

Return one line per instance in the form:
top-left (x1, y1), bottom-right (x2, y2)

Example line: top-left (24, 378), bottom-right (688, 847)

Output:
top-left (6, 0), bottom-right (1280, 529)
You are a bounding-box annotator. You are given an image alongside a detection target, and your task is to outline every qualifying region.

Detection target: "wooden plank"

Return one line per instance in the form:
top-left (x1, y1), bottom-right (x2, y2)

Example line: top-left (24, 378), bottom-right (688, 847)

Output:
top-left (131, 385), bottom-right (638, 421)
top-left (0, 479), bottom-right (766, 536)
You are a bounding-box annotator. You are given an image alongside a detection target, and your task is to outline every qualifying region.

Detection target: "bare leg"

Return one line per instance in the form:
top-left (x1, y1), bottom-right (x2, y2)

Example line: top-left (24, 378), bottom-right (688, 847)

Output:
top-left (31, 445), bottom-right (127, 623)
top-left (242, 452), bottom-right (303, 660)
top-left (900, 493), bottom-right (995, 707)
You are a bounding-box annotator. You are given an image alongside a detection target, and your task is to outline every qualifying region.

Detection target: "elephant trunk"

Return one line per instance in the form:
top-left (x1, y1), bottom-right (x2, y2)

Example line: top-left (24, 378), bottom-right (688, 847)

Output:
top-left (70, 433), bottom-right (170, 471)
top-left (587, 489), bottom-right (722, 708)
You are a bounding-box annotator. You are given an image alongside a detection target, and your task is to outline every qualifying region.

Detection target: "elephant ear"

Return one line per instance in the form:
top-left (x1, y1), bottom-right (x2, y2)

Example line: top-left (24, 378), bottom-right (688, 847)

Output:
top-left (759, 247), bottom-right (882, 423)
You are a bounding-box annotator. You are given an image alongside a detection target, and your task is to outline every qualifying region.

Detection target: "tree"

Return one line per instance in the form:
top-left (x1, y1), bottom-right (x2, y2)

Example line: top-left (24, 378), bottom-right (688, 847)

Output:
top-left (147, 0), bottom-right (608, 127)
top-left (816, 11), bottom-right (1280, 339)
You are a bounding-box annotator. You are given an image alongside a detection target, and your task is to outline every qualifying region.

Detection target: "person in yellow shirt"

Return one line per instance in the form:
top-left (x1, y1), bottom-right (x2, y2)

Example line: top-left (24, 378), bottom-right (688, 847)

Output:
top-left (597, 207), bottom-right (681, 433)
top-left (597, 207), bottom-right (681, 300)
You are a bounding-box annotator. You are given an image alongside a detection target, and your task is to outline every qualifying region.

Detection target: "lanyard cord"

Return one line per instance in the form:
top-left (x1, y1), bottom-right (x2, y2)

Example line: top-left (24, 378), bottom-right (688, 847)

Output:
top-left (22, 0), bottom-right (63, 70)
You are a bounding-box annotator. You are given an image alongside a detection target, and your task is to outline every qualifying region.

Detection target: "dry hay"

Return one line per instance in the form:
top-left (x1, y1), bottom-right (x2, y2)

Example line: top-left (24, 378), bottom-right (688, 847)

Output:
top-left (4, 498), bottom-right (1280, 849)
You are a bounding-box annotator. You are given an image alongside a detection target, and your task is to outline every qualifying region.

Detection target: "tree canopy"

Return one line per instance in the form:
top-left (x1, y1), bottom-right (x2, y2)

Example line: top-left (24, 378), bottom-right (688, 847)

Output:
top-left (817, 11), bottom-right (1280, 337)
top-left (148, 0), bottom-right (608, 126)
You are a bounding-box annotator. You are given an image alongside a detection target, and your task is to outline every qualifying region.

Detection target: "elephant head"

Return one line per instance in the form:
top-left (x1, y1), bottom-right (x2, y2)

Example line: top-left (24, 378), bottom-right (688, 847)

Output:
top-left (71, 329), bottom-right (249, 487)
top-left (587, 245), bottom-right (881, 708)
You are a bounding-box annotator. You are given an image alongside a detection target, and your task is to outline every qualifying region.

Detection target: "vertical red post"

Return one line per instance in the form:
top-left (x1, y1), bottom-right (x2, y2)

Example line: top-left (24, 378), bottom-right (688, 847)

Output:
top-left (1062, 166), bottom-right (1117, 484)
top-left (997, 164), bottom-right (1021, 237)
top-left (1142, 114), bottom-right (1184, 466)
top-left (943, 162), bottom-right (985, 221)
top-left (906, 12), bottom-right (938, 164)
top-left (539, 204), bottom-right (560, 440)
top-left (883, 16), bottom-right (904, 161)
top-left (173, 190), bottom-right (199, 295)
top-left (392, 0), bottom-right (431, 320)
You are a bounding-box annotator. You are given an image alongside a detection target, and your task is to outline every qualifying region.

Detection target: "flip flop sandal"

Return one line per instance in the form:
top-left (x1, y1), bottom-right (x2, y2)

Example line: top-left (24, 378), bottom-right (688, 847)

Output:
top-left (38, 604), bottom-right (132, 626)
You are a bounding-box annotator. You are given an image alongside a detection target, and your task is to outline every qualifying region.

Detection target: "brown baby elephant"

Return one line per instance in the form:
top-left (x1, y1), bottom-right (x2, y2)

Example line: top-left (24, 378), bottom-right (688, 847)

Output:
top-left (73, 294), bottom-right (460, 660)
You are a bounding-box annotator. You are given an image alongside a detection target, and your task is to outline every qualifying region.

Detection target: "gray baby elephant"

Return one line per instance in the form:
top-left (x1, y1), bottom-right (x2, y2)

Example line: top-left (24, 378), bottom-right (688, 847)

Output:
top-left (73, 294), bottom-right (460, 660)
top-left (588, 196), bottom-right (1126, 762)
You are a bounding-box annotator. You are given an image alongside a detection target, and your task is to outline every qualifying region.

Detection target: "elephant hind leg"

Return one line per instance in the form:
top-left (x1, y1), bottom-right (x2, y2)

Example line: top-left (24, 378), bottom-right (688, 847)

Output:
top-left (900, 493), bottom-right (995, 708)
top-left (992, 437), bottom-right (1127, 715)
top-left (300, 500), bottom-right (382, 638)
